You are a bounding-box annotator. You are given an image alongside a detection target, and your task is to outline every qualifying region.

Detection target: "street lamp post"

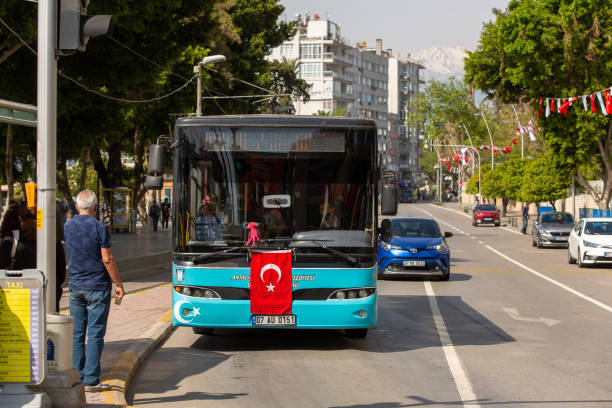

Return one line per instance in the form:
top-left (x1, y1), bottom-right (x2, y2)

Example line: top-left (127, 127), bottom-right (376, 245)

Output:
top-left (459, 124), bottom-right (481, 198)
top-left (480, 111), bottom-right (494, 168)
top-left (511, 105), bottom-right (524, 158)
top-left (195, 55), bottom-right (226, 116)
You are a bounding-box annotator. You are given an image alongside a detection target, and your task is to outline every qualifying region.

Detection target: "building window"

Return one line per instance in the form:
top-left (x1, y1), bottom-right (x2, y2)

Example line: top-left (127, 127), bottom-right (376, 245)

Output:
top-left (299, 62), bottom-right (322, 78)
top-left (280, 44), bottom-right (293, 56)
top-left (300, 43), bottom-right (322, 59)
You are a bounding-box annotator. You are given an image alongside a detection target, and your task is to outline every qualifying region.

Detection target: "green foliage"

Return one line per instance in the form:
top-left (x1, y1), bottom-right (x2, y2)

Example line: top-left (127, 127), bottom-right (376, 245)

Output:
top-left (261, 58), bottom-right (310, 113)
top-left (465, 0), bottom-right (612, 206)
top-left (315, 107), bottom-right (347, 117)
top-left (520, 149), bottom-right (571, 204)
top-left (481, 155), bottom-right (529, 201)
top-left (1, 0), bottom-right (296, 206)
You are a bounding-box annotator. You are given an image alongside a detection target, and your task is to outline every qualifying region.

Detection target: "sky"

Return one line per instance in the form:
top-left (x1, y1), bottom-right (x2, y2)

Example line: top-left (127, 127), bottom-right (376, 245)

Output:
top-left (278, 0), bottom-right (510, 53)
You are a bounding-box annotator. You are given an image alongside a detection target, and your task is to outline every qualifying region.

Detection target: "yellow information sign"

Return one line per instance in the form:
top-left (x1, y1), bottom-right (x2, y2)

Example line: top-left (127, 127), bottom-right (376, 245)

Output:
top-left (36, 209), bottom-right (43, 230)
top-left (25, 183), bottom-right (36, 208)
top-left (0, 271), bottom-right (44, 384)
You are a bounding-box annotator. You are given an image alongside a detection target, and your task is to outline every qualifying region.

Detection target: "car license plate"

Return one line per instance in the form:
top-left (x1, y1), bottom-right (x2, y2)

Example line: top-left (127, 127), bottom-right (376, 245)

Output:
top-left (252, 315), bottom-right (296, 326)
top-left (403, 260), bottom-right (426, 267)
top-left (552, 237), bottom-right (557, 241)
top-left (605, 252), bottom-right (612, 257)
top-left (484, 218), bottom-right (492, 221)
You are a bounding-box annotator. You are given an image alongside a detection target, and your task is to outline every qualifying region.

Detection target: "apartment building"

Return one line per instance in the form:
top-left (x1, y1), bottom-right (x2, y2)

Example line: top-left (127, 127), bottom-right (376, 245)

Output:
top-left (268, 14), bottom-right (390, 159)
top-left (388, 55), bottom-right (425, 185)
top-left (269, 14), bottom-right (424, 183)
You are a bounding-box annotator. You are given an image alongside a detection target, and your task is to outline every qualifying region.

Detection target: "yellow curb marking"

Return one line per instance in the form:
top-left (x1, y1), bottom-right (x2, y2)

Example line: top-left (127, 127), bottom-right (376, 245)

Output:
top-left (100, 309), bottom-right (173, 405)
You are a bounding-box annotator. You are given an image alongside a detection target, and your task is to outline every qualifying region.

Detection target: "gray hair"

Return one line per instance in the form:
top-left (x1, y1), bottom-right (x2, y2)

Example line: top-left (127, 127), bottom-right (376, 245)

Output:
top-left (75, 190), bottom-right (98, 211)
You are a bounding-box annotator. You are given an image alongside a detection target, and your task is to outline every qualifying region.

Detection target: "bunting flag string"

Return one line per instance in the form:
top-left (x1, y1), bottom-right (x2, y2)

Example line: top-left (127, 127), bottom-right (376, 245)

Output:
top-left (540, 85), bottom-right (612, 118)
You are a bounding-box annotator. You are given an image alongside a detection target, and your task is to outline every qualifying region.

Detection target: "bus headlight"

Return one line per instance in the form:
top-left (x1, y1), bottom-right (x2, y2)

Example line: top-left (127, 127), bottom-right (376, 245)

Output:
top-left (175, 286), bottom-right (221, 299)
top-left (328, 288), bottom-right (375, 300)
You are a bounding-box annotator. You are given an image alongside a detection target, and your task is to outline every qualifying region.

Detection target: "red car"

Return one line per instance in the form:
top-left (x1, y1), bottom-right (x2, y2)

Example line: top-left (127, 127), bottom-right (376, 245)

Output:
top-left (473, 204), bottom-right (500, 227)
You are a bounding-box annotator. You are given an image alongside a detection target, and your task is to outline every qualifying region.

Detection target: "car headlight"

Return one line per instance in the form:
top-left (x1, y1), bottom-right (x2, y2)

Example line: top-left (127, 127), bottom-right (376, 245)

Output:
top-left (381, 243), bottom-right (402, 250)
top-left (426, 242), bottom-right (448, 251)
top-left (583, 240), bottom-right (599, 248)
top-left (540, 230), bottom-right (553, 237)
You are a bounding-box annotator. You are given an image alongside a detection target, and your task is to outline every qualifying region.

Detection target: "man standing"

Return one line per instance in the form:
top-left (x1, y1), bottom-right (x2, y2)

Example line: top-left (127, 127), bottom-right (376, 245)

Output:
top-left (521, 203), bottom-right (529, 234)
top-left (161, 198), bottom-right (171, 229)
top-left (149, 199), bottom-right (160, 232)
top-left (64, 190), bottom-right (124, 391)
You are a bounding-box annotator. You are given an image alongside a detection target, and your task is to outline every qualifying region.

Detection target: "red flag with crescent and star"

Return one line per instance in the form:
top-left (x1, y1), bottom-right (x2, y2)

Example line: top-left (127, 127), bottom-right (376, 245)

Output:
top-left (250, 250), bottom-right (293, 315)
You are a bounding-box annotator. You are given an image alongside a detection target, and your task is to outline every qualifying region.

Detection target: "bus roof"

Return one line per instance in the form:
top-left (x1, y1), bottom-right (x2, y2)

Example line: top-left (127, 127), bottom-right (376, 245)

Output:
top-left (175, 115), bottom-right (377, 129)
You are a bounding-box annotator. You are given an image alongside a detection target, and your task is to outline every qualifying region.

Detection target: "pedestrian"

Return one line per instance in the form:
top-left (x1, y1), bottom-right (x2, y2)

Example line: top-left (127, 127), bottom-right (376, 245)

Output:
top-left (148, 199), bottom-right (160, 232)
top-left (521, 203), bottom-right (529, 234)
top-left (0, 204), bottom-right (36, 270)
top-left (473, 196), bottom-right (480, 210)
top-left (161, 198), bottom-right (171, 229)
top-left (64, 190), bottom-right (124, 391)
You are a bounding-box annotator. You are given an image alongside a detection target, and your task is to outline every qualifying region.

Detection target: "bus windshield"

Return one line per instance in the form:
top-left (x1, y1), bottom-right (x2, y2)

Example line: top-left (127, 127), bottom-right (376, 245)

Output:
top-left (173, 126), bottom-right (376, 256)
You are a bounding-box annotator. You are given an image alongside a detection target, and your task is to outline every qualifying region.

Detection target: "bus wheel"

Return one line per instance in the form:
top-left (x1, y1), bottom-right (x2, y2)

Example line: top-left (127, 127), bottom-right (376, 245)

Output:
top-left (193, 327), bottom-right (214, 335)
top-left (345, 329), bottom-right (368, 339)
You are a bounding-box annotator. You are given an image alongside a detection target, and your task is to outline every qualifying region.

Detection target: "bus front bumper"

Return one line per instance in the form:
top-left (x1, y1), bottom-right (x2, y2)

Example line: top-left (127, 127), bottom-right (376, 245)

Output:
top-left (172, 293), bottom-right (377, 329)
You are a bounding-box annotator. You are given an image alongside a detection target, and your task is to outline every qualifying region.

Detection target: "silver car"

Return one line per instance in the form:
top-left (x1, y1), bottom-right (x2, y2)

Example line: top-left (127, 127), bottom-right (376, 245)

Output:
top-left (532, 212), bottom-right (574, 248)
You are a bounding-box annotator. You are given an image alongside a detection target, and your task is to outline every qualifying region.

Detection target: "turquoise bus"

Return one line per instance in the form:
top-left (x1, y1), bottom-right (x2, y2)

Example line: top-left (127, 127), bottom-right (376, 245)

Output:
top-left (148, 115), bottom-right (397, 339)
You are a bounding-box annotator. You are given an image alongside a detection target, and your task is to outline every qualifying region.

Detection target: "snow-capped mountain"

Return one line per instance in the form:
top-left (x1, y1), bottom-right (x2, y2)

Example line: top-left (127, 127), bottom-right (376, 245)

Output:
top-left (412, 46), bottom-right (467, 82)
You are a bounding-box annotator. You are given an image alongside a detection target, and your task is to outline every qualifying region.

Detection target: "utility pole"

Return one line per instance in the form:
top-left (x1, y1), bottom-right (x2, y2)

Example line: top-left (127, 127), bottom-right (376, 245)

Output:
top-left (38, 0), bottom-right (57, 317)
top-left (511, 105), bottom-right (524, 159)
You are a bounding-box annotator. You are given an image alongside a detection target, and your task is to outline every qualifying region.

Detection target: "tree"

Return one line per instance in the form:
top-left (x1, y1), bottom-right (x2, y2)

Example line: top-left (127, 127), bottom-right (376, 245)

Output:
top-left (261, 58), bottom-right (309, 114)
top-left (520, 149), bottom-right (571, 208)
top-left (465, 0), bottom-right (612, 208)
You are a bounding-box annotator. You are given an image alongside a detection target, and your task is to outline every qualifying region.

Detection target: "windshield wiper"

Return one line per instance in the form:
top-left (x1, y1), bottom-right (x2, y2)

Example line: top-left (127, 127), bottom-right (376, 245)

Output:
top-left (193, 247), bottom-right (244, 264)
top-left (290, 239), bottom-right (360, 267)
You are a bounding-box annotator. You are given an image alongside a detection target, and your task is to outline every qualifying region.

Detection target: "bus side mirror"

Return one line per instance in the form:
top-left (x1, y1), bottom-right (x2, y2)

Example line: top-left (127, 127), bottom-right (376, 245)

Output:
top-left (381, 185), bottom-right (398, 215)
top-left (381, 219), bottom-right (392, 243)
top-left (146, 144), bottom-right (166, 190)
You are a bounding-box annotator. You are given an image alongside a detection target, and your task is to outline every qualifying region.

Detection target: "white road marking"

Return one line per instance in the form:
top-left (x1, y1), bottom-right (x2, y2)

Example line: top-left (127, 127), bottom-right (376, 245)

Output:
top-left (431, 204), bottom-right (472, 219)
top-left (501, 226), bottom-right (523, 236)
top-left (477, 241), bottom-right (484, 245)
top-left (420, 204), bottom-right (612, 315)
top-left (502, 307), bottom-right (562, 327)
top-left (485, 245), bottom-right (612, 314)
top-left (425, 282), bottom-right (481, 408)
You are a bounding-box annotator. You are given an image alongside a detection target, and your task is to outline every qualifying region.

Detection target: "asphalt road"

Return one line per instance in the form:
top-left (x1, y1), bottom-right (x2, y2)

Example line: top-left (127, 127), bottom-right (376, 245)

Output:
top-left (128, 203), bottom-right (612, 408)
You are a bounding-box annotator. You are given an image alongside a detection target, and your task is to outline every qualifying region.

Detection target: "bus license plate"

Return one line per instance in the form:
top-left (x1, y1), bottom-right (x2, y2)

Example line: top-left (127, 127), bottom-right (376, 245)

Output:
top-left (403, 260), bottom-right (426, 267)
top-left (252, 315), bottom-right (296, 327)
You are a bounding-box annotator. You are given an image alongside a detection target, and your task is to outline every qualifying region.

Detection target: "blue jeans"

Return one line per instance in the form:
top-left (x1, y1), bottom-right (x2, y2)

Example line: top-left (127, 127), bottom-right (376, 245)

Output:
top-left (70, 289), bottom-right (111, 386)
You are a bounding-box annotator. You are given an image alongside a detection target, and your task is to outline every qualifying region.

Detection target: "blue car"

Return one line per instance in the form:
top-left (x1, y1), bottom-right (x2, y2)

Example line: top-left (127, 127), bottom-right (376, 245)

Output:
top-left (378, 217), bottom-right (452, 281)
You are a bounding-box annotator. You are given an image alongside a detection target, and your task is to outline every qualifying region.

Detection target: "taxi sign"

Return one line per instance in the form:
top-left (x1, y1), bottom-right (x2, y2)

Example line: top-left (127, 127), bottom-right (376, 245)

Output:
top-left (0, 270), bottom-right (45, 385)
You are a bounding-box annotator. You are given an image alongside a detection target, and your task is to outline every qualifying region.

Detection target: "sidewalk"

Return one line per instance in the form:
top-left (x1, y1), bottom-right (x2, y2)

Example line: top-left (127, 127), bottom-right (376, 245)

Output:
top-left (58, 225), bottom-right (175, 407)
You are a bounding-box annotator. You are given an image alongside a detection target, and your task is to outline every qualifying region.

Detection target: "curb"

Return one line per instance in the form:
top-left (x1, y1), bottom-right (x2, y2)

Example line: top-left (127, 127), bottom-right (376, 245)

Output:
top-left (99, 310), bottom-right (175, 407)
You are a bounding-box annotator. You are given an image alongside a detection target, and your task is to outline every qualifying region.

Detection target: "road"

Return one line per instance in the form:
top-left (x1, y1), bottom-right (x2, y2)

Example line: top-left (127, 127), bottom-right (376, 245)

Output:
top-left (128, 203), bottom-right (612, 408)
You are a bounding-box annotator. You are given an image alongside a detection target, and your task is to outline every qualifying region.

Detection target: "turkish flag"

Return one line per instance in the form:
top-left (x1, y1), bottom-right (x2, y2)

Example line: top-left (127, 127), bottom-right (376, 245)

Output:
top-left (250, 250), bottom-right (293, 315)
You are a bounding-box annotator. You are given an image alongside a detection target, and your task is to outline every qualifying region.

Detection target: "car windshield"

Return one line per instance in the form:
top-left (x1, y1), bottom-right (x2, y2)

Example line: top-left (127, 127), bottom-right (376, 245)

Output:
top-left (584, 221), bottom-right (612, 235)
top-left (476, 205), bottom-right (497, 211)
top-left (541, 213), bottom-right (573, 224)
top-left (391, 220), bottom-right (440, 238)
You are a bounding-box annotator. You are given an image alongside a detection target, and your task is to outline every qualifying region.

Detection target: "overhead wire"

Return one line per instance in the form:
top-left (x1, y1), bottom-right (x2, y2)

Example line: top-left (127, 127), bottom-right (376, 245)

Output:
top-left (1, 16), bottom-right (278, 106)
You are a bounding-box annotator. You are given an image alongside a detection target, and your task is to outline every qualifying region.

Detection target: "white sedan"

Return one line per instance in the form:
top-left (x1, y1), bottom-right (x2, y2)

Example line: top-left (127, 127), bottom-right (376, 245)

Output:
top-left (568, 218), bottom-right (612, 267)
